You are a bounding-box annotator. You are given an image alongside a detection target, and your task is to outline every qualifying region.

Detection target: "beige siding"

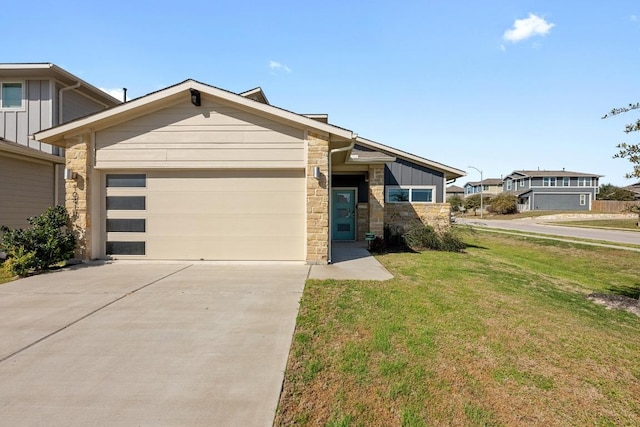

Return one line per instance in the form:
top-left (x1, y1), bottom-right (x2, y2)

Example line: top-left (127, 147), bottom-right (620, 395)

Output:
top-left (104, 170), bottom-right (305, 261)
top-left (95, 99), bottom-right (305, 169)
top-left (0, 154), bottom-right (56, 229)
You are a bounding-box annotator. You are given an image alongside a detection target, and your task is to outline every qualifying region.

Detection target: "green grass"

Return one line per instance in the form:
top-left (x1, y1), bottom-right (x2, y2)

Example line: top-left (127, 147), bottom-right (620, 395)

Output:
top-left (551, 218), bottom-right (640, 231)
top-left (276, 230), bottom-right (640, 426)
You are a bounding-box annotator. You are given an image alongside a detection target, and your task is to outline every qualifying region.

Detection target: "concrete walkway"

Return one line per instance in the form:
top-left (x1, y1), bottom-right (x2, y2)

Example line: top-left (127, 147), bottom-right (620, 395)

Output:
top-left (308, 242), bottom-right (394, 281)
top-left (0, 262), bottom-right (307, 427)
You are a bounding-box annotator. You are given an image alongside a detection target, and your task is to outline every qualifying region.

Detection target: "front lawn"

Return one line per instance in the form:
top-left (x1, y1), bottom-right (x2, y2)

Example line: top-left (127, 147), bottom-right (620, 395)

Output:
top-left (276, 230), bottom-right (640, 426)
top-left (553, 218), bottom-right (640, 231)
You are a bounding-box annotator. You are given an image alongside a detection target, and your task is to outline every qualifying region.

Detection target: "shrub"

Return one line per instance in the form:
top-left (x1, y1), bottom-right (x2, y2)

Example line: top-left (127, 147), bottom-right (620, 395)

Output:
top-left (0, 205), bottom-right (76, 276)
top-left (487, 193), bottom-right (518, 215)
top-left (383, 225), bottom-right (407, 250)
top-left (439, 231), bottom-right (467, 253)
top-left (403, 225), bottom-right (441, 250)
top-left (3, 246), bottom-right (37, 277)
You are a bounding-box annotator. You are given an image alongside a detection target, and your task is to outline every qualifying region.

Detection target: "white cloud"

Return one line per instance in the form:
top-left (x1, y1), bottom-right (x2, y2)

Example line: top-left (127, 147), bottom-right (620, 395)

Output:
top-left (269, 60), bottom-right (292, 74)
top-left (99, 87), bottom-right (126, 102)
top-left (503, 13), bottom-right (555, 43)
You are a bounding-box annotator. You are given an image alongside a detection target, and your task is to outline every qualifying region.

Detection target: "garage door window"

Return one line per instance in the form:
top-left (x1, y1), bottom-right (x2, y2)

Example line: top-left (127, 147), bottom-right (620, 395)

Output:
top-left (106, 218), bottom-right (146, 232)
top-left (106, 241), bottom-right (146, 255)
top-left (106, 196), bottom-right (146, 210)
top-left (106, 174), bottom-right (146, 187)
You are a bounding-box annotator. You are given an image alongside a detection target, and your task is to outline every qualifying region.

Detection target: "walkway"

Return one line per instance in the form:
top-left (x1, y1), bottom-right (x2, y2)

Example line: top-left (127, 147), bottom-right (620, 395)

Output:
top-left (308, 242), bottom-right (394, 281)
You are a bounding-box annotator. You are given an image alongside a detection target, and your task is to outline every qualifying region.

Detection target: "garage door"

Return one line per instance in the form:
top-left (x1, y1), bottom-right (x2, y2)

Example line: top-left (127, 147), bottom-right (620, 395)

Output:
top-left (104, 170), bottom-right (305, 260)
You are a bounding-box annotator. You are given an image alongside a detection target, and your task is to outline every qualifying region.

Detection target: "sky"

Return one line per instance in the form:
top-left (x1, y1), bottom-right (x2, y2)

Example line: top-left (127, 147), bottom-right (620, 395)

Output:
top-left (4, 0), bottom-right (640, 186)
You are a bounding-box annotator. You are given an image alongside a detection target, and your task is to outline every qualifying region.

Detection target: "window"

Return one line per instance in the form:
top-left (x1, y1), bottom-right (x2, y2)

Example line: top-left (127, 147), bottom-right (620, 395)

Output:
top-left (106, 174), bottom-right (146, 187)
top-left (519, 178), bottom-right (526, 187)
top-left (543, 177), bottom-right (556, 187)
top-left (506, 180), bottom-right (512, 190)
top-left (561, 177), bottom-right (570, 187)
top-left (577, 177), bottom-right (592, 186)
top-left (580, 194), bottom-right (587, 206)
top-left (106, 219), bottom-right (146, 232)
top-left (106, 196), bottom-right (146, 210)
top-left (106, 241), bottom-right (146, 255)
top-left (386, 186), bottom-right (434, 203)
top-left (483, 185), bottom-right (489, 191)
top-left (1, 82), bottom-right (23, 109)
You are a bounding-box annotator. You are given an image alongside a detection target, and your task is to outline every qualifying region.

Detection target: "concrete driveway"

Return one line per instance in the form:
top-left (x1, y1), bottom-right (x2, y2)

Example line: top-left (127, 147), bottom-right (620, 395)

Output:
top-left (0, 262), bottom-right (308, 426)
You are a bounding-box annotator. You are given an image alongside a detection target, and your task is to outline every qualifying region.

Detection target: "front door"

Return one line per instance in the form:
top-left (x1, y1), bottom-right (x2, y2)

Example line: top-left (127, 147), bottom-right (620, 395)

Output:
top-left (332, 189), bottom-right (356, 240)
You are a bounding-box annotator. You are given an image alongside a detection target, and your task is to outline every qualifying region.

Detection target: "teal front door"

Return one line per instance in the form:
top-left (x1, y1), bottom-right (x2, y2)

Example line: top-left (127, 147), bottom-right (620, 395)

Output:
top-left (332, 189), bottom-right (356, 240)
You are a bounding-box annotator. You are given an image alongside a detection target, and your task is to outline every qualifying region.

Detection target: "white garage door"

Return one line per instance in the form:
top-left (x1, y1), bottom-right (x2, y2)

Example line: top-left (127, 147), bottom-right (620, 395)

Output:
top-left (104, 170), bottom-right (305, 261)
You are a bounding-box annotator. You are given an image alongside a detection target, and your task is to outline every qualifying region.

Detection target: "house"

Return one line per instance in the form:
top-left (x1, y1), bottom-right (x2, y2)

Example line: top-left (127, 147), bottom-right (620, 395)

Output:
top-left (463, 179), bottom-right (503, 198)
top-left (34, 79), bottom-right (465, 264)
top-left (0, 63), bottom-right (120, 229)
top-left (625, 182), bottom-right (640, 200)
top-left (446, 185), bottom-right (464, 199)
top-left (503, 170), bottom-right (602, 211)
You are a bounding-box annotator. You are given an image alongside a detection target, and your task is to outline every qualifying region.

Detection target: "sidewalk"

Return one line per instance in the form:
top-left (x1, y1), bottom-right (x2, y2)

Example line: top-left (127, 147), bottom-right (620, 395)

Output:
top-left (308, 242), bottom-right (394, 281)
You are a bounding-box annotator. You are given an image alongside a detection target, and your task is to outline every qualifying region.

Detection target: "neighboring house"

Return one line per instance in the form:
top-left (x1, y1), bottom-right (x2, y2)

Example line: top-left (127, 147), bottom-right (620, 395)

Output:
top-left (35, 79), bottom-right (465, 264)
top-left (0, 63), bottom-right (120, 229)
top-left (446, 185), bottom-right (464, 199)
top-left (503, 170), bottom-right (602, 211)
top-left (625, 182), bottom-right (640, 200)
top-left (463, 179), bottom-right (503, 198)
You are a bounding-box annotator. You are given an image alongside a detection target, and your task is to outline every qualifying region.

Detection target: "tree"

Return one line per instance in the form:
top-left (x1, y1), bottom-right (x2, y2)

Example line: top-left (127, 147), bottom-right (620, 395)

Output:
top-left (487, 193), bottom-right (518, 215)
top-left (464, 194), bottom-right (490, 216)
top-left (597, 183), bottom-right (635, 201)
top-left (447, 195), bottom-right (464, 212)
top-left (602, 102), bottom-right (640, 179)
top-left (602, 104), bottom-right (640, 231)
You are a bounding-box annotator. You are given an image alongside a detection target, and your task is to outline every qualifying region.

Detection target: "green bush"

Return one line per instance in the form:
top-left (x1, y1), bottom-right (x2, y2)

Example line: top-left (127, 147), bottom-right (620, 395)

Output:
top-left (447, 195), bottom-right (464, 212)
top-left (382, 223), bottom-right (467, 253)
top-left (3, 246), bottom-right (37, 277)
top-left (0, 205), bottom-right (76, 276)
top-left (487, 193), bottom-right (518, 215)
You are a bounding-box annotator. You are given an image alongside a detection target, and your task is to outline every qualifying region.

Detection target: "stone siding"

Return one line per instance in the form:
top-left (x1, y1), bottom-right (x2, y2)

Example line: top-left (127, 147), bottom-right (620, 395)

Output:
top-left (385, 203), bottom-right (451, 233)
top-left (64, 133), bottom-right (92, 260)
top-left (356, 203), bottom-right (369, 241)
top-left (368, 164), bottom-right (385, 238)
top-left (306, 132), bottom-right (329, 264)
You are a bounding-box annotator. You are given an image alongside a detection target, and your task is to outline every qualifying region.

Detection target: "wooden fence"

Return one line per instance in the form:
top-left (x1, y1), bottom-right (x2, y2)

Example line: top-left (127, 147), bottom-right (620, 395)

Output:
top-left (592, 200), bottom-right (640, 213)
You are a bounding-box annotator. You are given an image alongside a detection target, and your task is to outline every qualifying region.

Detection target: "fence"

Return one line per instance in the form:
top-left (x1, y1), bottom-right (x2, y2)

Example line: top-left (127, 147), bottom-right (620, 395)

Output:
top-left (592, 200), bottom-right (640, 213)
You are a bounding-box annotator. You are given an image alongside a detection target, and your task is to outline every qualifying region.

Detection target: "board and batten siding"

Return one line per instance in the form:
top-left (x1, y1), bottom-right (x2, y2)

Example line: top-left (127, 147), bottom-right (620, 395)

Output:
top-left (0, 80), bottom-right (53, 152)
top-left (0, 153), bottom-right (62, 229)
top-left (95, 99), bottom-right (306, 169)
top-left (385, 158), bottom-right (445, 203)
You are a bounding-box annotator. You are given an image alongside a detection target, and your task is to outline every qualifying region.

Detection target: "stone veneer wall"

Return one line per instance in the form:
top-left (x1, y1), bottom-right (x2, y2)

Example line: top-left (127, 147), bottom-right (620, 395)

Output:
top-left (306, 132), bottom-right (329, 264)
top-left (356, 203), bottom-right (369, 241)
top-left (385, 203), bottom-right (451, 233)
top-left (64, 133), bottom-right (92, 259)
top-left (368, 164), bottom-right (385, 237)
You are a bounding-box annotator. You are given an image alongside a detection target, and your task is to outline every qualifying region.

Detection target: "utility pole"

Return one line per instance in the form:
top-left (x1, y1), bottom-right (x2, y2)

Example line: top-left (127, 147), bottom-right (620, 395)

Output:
top-left (468, 166), bottom-right (483, 218)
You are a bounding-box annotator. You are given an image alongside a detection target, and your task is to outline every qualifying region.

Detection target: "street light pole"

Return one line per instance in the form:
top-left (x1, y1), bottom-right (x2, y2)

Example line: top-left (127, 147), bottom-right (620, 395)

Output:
top-left (468, 166), bottom-right (483, 218)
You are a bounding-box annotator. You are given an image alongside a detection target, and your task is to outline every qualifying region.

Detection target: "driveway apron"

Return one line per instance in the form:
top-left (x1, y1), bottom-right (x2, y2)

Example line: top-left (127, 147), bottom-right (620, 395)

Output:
top-left (0, 262), bottom-right (307, 426)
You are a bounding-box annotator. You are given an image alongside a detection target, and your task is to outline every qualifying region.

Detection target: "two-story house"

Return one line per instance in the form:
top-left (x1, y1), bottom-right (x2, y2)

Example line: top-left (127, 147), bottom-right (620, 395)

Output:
top-left (0, 63), bottom-right (120, 229)
top-left (463, 179), bottom-right (503, 198)
top-left (503, 170), bottom-right (602, 211)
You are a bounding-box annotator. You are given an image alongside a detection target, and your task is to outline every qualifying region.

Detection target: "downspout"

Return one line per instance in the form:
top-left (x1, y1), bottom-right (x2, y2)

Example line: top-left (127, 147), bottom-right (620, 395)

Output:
top-left (58, 82), bottom-right (81, 125)
top-left (327, 134), bottom-right (357, 264)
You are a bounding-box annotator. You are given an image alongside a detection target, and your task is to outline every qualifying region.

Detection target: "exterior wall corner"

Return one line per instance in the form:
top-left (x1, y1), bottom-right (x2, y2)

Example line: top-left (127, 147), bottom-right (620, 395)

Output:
top-left (306, 132), bottom-right (329, 263)
top-left (64, 133), bottom-right (93, 260)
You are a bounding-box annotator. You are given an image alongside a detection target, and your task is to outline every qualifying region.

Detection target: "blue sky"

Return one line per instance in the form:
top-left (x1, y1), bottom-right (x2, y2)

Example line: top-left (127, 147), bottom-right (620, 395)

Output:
top-left (5, 1), bottom-right (640, 186)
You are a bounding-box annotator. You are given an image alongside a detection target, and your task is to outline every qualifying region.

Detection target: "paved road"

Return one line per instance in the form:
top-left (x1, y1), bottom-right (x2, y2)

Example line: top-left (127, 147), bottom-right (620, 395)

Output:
top-left (456, 217), bottom-right (640, 246)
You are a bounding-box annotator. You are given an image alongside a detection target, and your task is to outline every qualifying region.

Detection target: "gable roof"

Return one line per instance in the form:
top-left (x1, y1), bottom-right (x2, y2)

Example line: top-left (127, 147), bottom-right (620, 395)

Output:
top-left (0, 63), bottom-right (121, 107)
top-left (34, 79), bottom-right (354, 146)
top-left (354, 137), bottom-right (465, 180)
top-left (465, 179), bottom-right (503, 187)
top-left (447, 185), bottom-right (464, 193)
top-left (505, 170), bottom-right (603, 180)
top-left (239, 87), bottom-right (269, 104)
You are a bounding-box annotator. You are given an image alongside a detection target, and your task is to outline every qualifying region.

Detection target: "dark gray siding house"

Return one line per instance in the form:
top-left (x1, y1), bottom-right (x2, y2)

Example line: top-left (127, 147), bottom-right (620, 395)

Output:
top-left (0, 63), bottom-right (121, 229)
top-left (503, 170), bottom-right (602, 211)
